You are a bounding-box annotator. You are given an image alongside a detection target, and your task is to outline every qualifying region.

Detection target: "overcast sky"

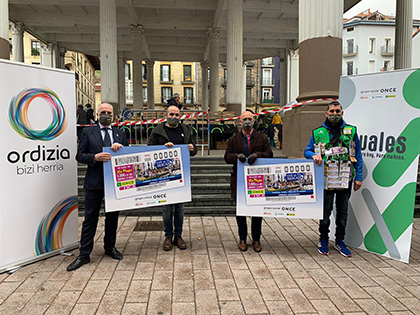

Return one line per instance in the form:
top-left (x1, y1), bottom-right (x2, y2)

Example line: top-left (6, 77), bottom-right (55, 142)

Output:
top-left (344, 0), bottom-right (420, 19)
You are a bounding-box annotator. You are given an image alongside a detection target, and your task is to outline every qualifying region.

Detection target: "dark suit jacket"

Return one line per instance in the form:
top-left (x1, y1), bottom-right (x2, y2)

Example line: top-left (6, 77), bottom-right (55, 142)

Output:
top-left (224, 130), bottom-right (273, 198)
top-left (76, 125), bottom-right (129, 190)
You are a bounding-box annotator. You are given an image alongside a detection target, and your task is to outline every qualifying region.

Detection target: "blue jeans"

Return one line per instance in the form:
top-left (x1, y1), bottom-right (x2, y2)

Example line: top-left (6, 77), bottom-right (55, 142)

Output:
top-left (319, 186), bottom-right (352, 242)
top-left (162, 203), bottom-right (185, 237)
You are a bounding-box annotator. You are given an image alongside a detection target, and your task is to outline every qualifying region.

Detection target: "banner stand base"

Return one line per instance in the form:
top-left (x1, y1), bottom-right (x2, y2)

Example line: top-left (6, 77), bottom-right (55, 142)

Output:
top-left (0, 242), bottom-right (79, 274)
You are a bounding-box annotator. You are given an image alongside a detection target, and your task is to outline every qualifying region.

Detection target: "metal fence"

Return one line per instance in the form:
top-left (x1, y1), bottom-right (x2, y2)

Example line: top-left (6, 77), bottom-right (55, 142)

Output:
top-left (118, 109), bottom-right (210, 155)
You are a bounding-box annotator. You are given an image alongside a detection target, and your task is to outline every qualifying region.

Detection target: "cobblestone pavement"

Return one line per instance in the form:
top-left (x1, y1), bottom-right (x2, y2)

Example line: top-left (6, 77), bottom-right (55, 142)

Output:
top-left (1, 216), bottom-right (419, 315)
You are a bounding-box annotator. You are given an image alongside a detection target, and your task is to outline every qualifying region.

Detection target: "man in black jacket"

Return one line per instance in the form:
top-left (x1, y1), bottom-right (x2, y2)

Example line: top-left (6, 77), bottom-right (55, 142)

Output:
top-left (67, 103), bottom-right (128, 271)
top-left (148, 105), bottom-right (197, 251)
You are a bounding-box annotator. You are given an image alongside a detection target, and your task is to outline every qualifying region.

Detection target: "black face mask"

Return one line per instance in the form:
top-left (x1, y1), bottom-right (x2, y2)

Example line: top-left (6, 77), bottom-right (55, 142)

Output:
top-left (167, 117), bottom-right (179, 127)
top-left (328, 114), bottom-right (342, 124)
top-left (99, 113), bottom-right (112, 126)
top-left (242, 120), bottom-right (253, 131)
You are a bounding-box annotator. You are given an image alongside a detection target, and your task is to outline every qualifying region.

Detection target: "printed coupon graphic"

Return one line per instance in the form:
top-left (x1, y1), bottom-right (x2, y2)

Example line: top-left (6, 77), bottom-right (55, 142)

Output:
top-left (111, 147), bottom-right (184, 199)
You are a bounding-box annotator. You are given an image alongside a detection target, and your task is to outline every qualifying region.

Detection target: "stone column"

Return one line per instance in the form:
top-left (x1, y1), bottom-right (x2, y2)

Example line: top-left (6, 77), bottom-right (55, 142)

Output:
top-left (241, 62), bottom-right (246, 112)
top-left (57, 47), bottom-right (66, 69)
top-left (200, 60), bottom-right (209, 111)
top-left (100, 0), bottom-right (119, 114)
top-left (283, 0), bottom-right (343, 157)
top-left (394, 0), bottom-right (413, 69)
top-left (208, 28), bottom-right (220, 112)
top-left (279, 49), bottom-right (288, 107)
top-left (225, 0), bottom-right (243, 116)
top-left (11, 22), bottom-right (25, 62)
top-left (40, 43), bottom-right (54, 67)
top-left (51, 44), bottom-right (58, 68)
top-left (146, 59), bottom-right (155, 109)
top-left (131, 25), bottom-right (144, 109)
top-left (0, 0), bottom-right (9, 60)
top-left (118, 52), bottom-right (126, 113)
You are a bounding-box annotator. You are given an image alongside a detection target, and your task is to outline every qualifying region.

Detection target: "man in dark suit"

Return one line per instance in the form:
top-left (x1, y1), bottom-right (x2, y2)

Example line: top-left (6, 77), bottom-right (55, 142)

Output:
top-left (67, 103), bottom-right (128, 271)
top-left (224, 110), bottom-right (273, 252)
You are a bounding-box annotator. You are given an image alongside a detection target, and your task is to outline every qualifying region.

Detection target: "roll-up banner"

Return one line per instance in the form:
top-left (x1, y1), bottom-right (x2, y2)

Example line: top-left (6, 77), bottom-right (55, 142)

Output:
top-left (0, 60), bottom-right (78, 273)
top-left (340, 68), bottom-right (420, 263)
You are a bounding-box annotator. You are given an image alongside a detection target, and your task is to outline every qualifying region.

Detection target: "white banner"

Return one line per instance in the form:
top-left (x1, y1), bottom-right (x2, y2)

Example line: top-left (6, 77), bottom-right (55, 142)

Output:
top-left (340, 68), bottom-right (420, 263)
top-left (0, 60), bottom-right (78, 272)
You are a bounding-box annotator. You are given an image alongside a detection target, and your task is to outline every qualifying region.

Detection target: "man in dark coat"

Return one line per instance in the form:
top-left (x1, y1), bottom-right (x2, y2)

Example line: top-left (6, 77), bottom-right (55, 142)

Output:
top-left (167, 93), bottom-right (182, 109)
top-left (148, 105), bottom-right (197, 251)
top-left (224, 110), bottom-right (273, 252)
top-left (67, 103), bottom-right (129, 271)
top-left (85, 103), bottom-right (95, 123)
top-left (76, 104), bottom-right (90, 140)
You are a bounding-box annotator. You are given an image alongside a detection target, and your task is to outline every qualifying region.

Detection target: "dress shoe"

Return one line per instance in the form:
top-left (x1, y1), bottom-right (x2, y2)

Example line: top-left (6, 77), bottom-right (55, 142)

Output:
top-left (238, 240), bottom-right (247, 251)
top-left (105, 248), bottom-right (123, 260)
top-left (174, 236), bottom-right (187, 250)
top-left (163, 237), bottom-right (173, 251)
top-left (252, 241), bottom-right (262, 253)
top-left (67, 256), bottom-right (90, 271)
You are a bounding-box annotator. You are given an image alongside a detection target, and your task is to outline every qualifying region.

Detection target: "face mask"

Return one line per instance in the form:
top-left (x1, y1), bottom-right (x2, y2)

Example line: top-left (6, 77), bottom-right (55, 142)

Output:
top-left (242, 120), bottom-right (253, 131)
top-left (167, 117), bottom-right (179, 127)
top-left (328, 114), bottom-right (342, 124)
top-left (99, 113), bottom-right (112, 126)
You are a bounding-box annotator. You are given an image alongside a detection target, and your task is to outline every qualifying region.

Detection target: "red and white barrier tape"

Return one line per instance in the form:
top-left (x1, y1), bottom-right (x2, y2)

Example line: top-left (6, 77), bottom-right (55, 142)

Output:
top-left (77, 111), bottom-right (208, 127)
top-left (210, 98), bottom-right (338, 122)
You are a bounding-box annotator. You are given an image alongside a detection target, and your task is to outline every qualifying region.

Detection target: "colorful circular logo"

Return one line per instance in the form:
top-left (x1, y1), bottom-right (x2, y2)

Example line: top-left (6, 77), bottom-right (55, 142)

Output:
top-left (8, 87), bottom-right (67, 141)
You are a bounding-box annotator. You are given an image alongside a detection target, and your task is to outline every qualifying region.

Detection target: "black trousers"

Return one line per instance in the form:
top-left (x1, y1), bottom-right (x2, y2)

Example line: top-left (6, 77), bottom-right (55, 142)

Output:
top-left (79, 189), bottom-right (119, 258)
top-left (236, 216), bottom-right (263, 242)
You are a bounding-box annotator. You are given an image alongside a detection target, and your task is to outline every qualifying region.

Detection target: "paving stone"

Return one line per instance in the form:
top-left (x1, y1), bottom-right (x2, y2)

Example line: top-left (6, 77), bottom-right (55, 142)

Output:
top-left (248, 260), bottom-right (271, 279)
top-left (172, 302), bottom-right (196, 314)
top-left (215, 278), bottom-right (240, 301)
top-left (121, 303), bottom-right (147, 315)
top-left (138, 248), bottom-right (158, 262)
top-left (115, 255), bottom-right (138, 271)
top-left (323, 287), bottom-right (362, 313)
top-left (227, 254), bottom-right (248, 270)
top-left (219, 301), bottom-right (245, 315)
top-left (231, 268), bottom-right (257, 289)
top-left (173, 279), bottom-right (194, 303)
top-left (154, 254), bottom-right (174, 271)
top-left (316, 260), bottom-right (347, 278)
top-left (44, 291), bottom-right (81, 315)
top-left (0, 281), bottom-right (20, 303)
top-left (194, 269), bottom-right (215, 290)
top-left (238, 288), bottom-right (268, 314)
top-left (0, 292), bottom-right (33, 314)
top-left (126, 280), bottom-right (151, 303)
top-left (364, 286), bottom-right (407, 311)
top-left (308, 268), bottom-right (339, 288)
top-left (270, 269), bottom-right (298, 289)
top-left (25, 280), bottom-right (65, 305)
top-left (255, 277), bottom-right (283, 301)
top-left (150, 270), bottom-right (173, 291)
top-left (211, 261), bottom-right (233, 279)
top-left (354, 298), bottom-right (389, 314)
top-left (195, 289), bottom-right (219, 314)
top-left (108, 270), bottom-right (133, 291)
top-left (398, 298), bottom-right (420, 314)
top-left (174, 261), bottom-right (193, 280)
top-left (132, 262), bottom-right (154, 280)
top-left (334, 277), bottom-right (370, 299)
top-left (15, 271), bottom-right (52, 293)
top-left (310, 299), bottom-right (342, 314)
top-left (350, 259), bottom-right (386, 277)
top-left (62, 270), bottom-right (93, 291)
top-left (259, 252), bottom-right (285, 270)
top-left (123, 242), bottom-right (142, 255)
top-left (192, 254), bottom-right (211, 270)
top-left (265, 300), bottom-right (294, 314)
top-left (281, 288), bottom-right (316, 313)
top-left (19, 303), bottom-right (49, 314)
top-left (295, 277), bottom-right (328, 300)
top-left (283, 260), bottom-right (310, 278)
top-left (378, 267), bottom-right (418, 286)
top-left (371, 276), bottom-right (414, 298)
top-left (147, 290), bottom-right (172, 314)
top-left (70, 303), bottom-right (99, 315)
top-left (208, 247), bottom-right (228, 262)
top-left (96, 290), bottom-right (126, 315)
top-left (78, 279), bottom-right (109, 303)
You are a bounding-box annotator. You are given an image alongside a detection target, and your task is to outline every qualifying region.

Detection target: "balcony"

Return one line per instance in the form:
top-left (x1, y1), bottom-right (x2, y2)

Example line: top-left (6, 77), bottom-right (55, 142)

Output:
top-left (181, 75), bottom-right (194, 85)
top-left (261, 58), bottom-right (274, 67)
top-left (262, 97), bottom-right (274, 104)
top-left (380, 45), bottom-right (394, 56)
top-left (261, 78), bottom-right (275, 87)
top-left (343, 45), bottom-right (358, 57)
top-left (160, 76), bottom-right (173, 84)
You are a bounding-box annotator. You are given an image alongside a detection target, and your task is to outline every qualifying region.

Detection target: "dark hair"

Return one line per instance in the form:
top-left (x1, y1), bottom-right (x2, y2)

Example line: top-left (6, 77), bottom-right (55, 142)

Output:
top-left (85, 103), bottom-right (91, 108)
top-left (78, 104), bottom-right (83, 109)
top-left (326, 101), bottom-right (342, 111)
top-left (245, 109), bottom-right (254, 114)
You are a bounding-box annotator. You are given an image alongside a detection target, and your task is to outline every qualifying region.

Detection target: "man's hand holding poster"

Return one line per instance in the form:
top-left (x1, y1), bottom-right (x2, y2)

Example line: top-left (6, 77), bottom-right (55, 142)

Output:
top-left (103, 145), bottom-right (191, 212)
top-left (237, 158), bottom-right (324, 219)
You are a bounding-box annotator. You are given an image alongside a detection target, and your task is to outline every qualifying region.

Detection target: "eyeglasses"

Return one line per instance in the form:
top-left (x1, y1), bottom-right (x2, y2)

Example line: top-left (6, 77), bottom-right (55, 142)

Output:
top-left (168, 113), bottom-right (180, 117)
top-left (100, 111), bottom-right (112, 115)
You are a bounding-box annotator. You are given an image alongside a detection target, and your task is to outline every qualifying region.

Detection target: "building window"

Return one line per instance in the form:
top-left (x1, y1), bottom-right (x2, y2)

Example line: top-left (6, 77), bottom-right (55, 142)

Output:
top-left (143, 87), bottom-right (147, 102)
top-left (347, 61), bottom-right (354, 75)
top-left (383, 60), bottom-right (391, 71)
top-left (162, 87), bottom-right (173, 103)
top-left (262, 57), bottom-right (272, 65)
top-left (125, 63), bottom-right (131, 80)
top-left (347, 27), bottom-right (354, 32)
top-left (142, 64), bottom-right (147, 81)
top-left (246, 88), bottom-right (252, 105)
top-left (262, 69), bottom-right (272, 85)
top-left (125, 80), bottom-right (133, 100)
top-left (183, 65), bottom-right (192, 82)
top-left (31, 40), bottom-right (40, 56)
top-left (347, 39), bottom-right (355, 54)
top-left (369, 38), bottom-right (376, 54)
top-left (262, 88), bottom-right (272, 103)
top-left (368, 60), bottom-right (376, 73)
top-left (160, 64), bottom-right (171, 82)
top-left (184, 87), bottom-right (193, 104)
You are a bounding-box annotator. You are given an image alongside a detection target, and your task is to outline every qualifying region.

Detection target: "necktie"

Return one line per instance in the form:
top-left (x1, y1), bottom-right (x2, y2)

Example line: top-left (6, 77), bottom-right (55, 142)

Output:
top-left (102, 128), bottom-right (112, 147)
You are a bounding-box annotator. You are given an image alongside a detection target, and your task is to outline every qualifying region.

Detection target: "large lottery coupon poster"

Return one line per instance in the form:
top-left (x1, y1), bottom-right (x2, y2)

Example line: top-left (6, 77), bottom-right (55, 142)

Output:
top-left (103, 145), bottom-right (191, 212)
top-left (237, 158), bottom-right (324, 219)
